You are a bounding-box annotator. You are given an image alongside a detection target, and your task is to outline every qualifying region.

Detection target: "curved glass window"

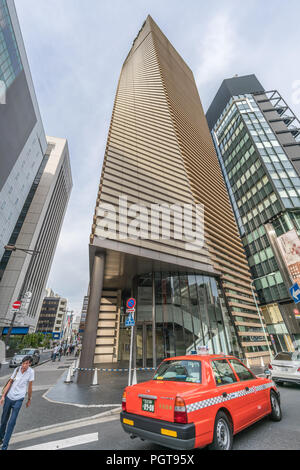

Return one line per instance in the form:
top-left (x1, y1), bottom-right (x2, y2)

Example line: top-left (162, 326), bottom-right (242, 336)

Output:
top-left (132, 272), bottom-right (242, 367)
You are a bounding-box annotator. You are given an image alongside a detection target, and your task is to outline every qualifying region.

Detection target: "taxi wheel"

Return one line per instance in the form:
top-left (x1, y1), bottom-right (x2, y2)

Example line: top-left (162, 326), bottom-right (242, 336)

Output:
top-left (270, 390), bottom-right (282, 422)
top-left (209, 411), bottom-right (233, 450)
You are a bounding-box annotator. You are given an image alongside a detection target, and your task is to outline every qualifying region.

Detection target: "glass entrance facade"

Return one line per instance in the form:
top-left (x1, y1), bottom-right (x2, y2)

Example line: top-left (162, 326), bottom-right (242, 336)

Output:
top-left (118, 272), bottom-right (243, 367)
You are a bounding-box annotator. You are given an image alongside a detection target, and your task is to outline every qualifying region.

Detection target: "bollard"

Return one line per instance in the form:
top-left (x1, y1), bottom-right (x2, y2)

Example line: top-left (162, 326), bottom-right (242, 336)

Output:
top-left (64, 366), bottom-right (73, 383)
top-left (91, 368), bottom-right (99, 386)
top-left (75, 358), bottom-right (79, 370)
top-left (70, 362), bottom-right (75, 377)
top-left (132, 368), bottom-right (137, 385)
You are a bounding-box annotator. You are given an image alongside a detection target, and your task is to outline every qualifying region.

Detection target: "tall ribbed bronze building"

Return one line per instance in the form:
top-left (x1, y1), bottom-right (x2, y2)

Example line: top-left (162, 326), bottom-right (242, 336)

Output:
top-left (79, 16), bottom-right (270, 381)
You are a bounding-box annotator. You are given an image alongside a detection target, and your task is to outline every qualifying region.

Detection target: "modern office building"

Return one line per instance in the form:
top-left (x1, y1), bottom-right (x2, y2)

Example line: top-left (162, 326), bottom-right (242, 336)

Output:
top-left (0, 0), bottom-right (47, 261)
top-left (36, 288), bottom-right (68, 339)
top-left (79, 17), bottom-right (270, 381)
top-left (0, 137), bottom-right (72, 333)
top-left (207, 74), bottom-right (300, 353)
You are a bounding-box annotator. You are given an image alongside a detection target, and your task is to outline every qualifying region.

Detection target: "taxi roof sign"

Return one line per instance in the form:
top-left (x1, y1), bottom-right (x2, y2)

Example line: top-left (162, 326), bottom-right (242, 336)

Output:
top-left (197, 346), bottom-right (209, 355)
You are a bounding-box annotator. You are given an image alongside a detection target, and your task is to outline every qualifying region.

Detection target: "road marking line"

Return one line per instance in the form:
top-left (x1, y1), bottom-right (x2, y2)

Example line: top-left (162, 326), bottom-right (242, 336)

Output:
top-left (19, 432), bottom-right (99, 450)
top-left (10, 411), bottom-right (120, 444)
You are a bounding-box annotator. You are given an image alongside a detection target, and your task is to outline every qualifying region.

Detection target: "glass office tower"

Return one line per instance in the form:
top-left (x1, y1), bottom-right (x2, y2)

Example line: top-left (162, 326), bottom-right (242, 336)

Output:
top-left (0, 1), bottom-right (72, 335)
top-left (0, 0), bottom-right (47, 262)
top-left (207, 74), bottom-right (300, 352)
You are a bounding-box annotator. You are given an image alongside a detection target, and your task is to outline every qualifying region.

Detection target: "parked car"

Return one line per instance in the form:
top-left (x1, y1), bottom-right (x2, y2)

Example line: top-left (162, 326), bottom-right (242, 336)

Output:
top-left (268, 351), bottom-right (300, 386)
top-left (9, 348), bottom-right (40, 368)
top-left (121, 354), bottom-right (281, 450)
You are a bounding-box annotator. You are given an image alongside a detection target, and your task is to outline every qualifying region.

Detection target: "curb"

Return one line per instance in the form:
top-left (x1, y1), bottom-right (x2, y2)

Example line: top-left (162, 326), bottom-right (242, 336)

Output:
top-left (10, 407), bottom-right (121, 444)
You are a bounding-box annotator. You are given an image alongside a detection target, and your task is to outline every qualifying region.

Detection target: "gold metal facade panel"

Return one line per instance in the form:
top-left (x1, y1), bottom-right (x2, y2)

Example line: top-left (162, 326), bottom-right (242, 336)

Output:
top-left (92, 16), bottom-right (268, 354)
top-left (94, 28), bottom-right (213, 270)
top-left (146, 17), bottom-right (265, 342)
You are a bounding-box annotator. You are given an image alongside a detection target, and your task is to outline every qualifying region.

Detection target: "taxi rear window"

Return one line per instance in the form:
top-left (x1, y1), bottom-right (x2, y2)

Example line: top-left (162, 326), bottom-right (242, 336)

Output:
top-left (153, 360), bottom-right (201, 383)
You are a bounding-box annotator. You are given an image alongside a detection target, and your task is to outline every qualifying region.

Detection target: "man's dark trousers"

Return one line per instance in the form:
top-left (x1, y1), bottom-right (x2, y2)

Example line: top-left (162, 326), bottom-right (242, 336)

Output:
top-left (0, 396), bottom-right (24, 450)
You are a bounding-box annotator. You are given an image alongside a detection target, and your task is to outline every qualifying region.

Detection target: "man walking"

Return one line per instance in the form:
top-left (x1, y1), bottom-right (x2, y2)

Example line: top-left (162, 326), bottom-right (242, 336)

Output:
top-left (52, 344), bottom-right (59, 362)
top-left (0, 355), bottom-right (34, 450)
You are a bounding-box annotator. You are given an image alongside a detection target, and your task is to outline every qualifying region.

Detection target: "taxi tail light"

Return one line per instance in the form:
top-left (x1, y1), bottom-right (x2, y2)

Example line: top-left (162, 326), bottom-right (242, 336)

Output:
top-left (122, 391), bottom-right (127, 412)
top-left (297, 367), bottom-right (300, 373)
top-left (174, 396), bottom-right (188, 424)
top-left (268, 364), bottom-right (273, 370)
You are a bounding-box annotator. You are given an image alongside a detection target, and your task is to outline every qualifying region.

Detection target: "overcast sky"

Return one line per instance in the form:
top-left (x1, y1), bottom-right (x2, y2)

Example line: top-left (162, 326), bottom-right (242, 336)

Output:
top-left (14, 0), bottom-right (300, 317)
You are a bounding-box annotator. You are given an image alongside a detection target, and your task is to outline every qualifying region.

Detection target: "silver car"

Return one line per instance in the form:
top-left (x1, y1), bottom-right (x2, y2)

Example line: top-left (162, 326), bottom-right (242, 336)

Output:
top-left (269, 351), bottom-right (300, 386)
top-left (9, 348), bottom-right (40, 368)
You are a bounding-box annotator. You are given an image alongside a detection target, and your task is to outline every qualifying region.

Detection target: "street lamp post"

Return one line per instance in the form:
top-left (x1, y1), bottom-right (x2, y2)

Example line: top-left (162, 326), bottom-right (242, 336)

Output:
top-left (250, 273), bottom-right (277, 361)
top-left (3, 245), bottom-right (40, 346)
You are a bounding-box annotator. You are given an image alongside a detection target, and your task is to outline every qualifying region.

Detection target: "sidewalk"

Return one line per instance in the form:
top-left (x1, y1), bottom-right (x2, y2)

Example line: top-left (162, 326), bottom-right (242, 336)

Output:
top-left (44, 360), bottom-right (154, 409)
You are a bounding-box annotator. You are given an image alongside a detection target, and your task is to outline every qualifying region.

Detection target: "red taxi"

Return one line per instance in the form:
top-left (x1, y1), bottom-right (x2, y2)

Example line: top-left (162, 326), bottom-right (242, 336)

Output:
top-left (121, 354), bottom-right (281, 450)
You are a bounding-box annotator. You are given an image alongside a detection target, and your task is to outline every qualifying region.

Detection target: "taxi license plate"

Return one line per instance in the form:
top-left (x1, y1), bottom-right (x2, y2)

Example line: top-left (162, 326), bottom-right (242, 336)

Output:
top-left (280, 367), bottom-right (289, 372)
top-left (142, 398), bottom-right (155, 413)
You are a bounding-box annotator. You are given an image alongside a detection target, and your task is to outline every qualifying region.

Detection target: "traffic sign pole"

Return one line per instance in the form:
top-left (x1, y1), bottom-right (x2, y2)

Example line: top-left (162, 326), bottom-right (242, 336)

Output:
top-left (126, 298), bottom-right (136, 386)
top-left (128, 314), bottom-right (135, 386)
top-left (4, 301), bottom-right (21, 346)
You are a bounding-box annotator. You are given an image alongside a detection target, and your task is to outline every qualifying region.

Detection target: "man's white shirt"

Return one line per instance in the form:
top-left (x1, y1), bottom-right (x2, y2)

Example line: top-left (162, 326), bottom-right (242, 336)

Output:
top-left (7, 367), bottom-right (34, 401)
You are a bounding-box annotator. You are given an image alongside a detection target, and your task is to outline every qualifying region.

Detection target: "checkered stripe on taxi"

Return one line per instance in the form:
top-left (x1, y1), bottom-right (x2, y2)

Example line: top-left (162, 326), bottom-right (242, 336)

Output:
top-left (186, 382), bottom-right (274, 413)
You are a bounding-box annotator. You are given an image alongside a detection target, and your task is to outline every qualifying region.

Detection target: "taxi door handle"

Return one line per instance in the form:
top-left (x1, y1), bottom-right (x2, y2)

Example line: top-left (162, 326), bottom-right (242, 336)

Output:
top-left (222, 392), bottom-right (227, 398)
top-left (245, 387), bottom-right (249, 392)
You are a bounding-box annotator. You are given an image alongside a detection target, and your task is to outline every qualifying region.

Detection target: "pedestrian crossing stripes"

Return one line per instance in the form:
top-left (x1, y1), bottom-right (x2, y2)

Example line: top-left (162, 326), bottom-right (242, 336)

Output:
top-left (19, 432), bottom-right (99, 450)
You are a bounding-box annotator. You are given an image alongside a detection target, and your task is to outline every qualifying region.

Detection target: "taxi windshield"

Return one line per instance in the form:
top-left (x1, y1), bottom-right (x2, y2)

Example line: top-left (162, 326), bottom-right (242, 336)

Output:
top-left (153, 360), bottom-right (201, 383)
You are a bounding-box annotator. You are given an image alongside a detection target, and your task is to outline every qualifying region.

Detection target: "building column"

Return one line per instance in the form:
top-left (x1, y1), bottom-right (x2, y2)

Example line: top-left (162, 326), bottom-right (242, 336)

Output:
top-left (152, 272), bottom-right (156, 369)
top-left (77, 252), bottom-right (105, 384)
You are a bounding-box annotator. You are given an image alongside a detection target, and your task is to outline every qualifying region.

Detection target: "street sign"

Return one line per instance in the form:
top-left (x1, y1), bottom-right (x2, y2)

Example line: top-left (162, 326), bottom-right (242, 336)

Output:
top-left (126, 298), bottom-right (136, 309)
top-left (126, 298), bottom-right (136, 387)
top-left (125, 314), bottom-right (135, 327)
top-left (12, 301), bottom-right (21, 310)
top-left (290, 282), bottom-right (300, 304)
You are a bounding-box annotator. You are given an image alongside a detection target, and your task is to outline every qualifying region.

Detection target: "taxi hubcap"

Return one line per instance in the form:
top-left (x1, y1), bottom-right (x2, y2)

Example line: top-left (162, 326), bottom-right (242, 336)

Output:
top-left (216, 419), bottom-right (230, 450)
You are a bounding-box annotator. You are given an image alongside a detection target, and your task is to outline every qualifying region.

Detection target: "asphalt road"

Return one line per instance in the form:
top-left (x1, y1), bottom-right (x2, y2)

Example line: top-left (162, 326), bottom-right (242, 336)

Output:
top-left (0, 350), bottom-right (52, 377)
top-left (6, 381), bottom-right (300, 451)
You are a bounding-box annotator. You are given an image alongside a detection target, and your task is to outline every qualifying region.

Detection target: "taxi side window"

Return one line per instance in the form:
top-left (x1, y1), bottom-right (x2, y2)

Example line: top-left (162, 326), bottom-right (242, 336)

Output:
top-left (229, 359), bottom-right (255, 381)
top-left (211, 360), bottom-right (237, 386)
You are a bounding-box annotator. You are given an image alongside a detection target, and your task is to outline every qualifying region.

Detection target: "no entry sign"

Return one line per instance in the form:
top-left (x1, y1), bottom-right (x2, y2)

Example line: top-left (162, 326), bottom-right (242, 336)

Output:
top-left (12, 301), bottom-right (21, 310)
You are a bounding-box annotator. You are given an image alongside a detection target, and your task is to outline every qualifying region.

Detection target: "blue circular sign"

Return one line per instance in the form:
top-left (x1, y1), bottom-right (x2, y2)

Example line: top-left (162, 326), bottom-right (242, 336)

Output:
top-left (127, 298), bottom-right (136, 309)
